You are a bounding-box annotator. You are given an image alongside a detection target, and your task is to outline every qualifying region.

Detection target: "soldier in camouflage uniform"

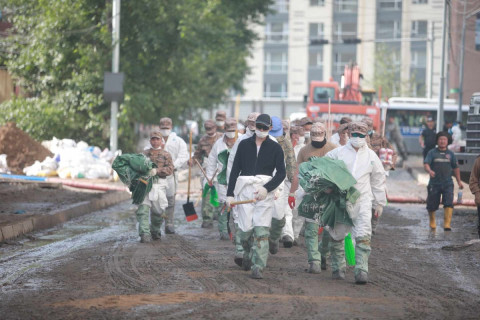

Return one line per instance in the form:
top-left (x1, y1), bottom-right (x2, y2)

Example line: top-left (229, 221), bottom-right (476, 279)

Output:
top-left (361, 117), bottom-right (394, 235)
top-left (288, 122), bottom-right (337, 274)
top-left (268, 116), bottom-right (297, 253)
top-left (191, 120), bottom-right (223, 228)
top-left (137, 131), bottom-right (174, 243)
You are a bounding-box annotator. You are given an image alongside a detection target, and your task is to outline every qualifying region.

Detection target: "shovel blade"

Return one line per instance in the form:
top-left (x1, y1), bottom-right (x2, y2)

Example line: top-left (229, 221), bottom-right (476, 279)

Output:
top-left (183, 201), bottom-right (198, 222)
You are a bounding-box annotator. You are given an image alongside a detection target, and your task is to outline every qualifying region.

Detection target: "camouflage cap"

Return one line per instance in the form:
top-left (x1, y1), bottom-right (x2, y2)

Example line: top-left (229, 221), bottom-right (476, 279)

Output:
top-left (159, 117), bottom-right (173, 128)
top-left (150, 131), bottom-right (162, 139)
top-left (247, 112), bottom-right (261, 122)
top-left (299, 116), bottom-right (313, 126)
top-left (348, 121), bottom-right (368, 135)
top-left (337, 123), bottom-right (349, 133)
top-left (289, 126), bottom-right (299, 135)
top-left (282, 120), bottom-right (290, 132)
top-left (215, 110), bottom-right (227, 121)
top-left (310, 122), bottom-right (326, 141)
top-left (225, 118), bottom-right (237, 131)
top-left (313, 117), bottom-right (326, 124)
top-left (340, 116), bottom-right (353, 124)
top-left (204, 119), bottom-right (216, 132)
top-left (361, 117), bottom-right (374, 130)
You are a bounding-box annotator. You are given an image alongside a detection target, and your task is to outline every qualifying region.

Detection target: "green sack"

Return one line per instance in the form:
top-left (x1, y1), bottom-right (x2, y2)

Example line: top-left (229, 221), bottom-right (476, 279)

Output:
top-left (202, 183), bottom-right (220, 207)
top-left (345, 233), bottom-right (356, 266)
top-left (112, 153), bottom-right (158, 205)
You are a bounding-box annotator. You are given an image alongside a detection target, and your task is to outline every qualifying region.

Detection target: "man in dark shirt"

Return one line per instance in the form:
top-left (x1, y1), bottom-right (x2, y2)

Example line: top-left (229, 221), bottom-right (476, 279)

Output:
top-left (419, 117), bottom-right (437, 160)
top-left (424, 131), bottom-right (464, 231)
top-left (227, 114), bottom-right (286, 279)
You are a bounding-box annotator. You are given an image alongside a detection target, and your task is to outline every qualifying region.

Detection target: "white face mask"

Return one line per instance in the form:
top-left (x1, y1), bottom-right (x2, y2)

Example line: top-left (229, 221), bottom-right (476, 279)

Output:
top-left (298, 136), bottom-right (305, 145)
top-left (304, 131), bottom-right (311, 139)
top-left (225, 132), bottom-right (236, 139)
top-left (256, 131), bottom-right (268, 138)
top-left (207, 132), bottom-right (216, 137)
top-left (246, 127), bottom-right (255, 135)
top-left (350, 137), bottom-right (366, 148)
top-left (216, 121), bottom-right (225, 127)
top-left (160, 129), bottom-right (171, 136)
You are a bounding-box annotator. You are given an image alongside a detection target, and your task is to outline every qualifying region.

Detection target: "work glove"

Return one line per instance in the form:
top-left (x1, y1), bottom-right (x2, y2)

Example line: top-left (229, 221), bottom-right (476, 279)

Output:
top-left (148, 168), bottom-right (157, 177)
top-left (226, 196), bottom-right (235, 209)
top-left (254, 186), bottom-right (268, 201)
top-left (373, 205), bottom-right (383, 218)
top-left (288, 193), bottom-right (295, 209)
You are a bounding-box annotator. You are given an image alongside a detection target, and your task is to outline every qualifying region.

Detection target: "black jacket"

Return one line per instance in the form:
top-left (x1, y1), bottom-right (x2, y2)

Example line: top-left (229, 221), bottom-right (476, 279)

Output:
top-left (227, 135), bottom-right (286, 197)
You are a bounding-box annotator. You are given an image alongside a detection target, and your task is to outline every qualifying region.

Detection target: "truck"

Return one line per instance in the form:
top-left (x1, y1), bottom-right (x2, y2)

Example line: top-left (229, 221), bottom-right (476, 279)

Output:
top-left (305, 63), bottom-right (381, 129)
top-left (455, 92), bottom-right (480, 182)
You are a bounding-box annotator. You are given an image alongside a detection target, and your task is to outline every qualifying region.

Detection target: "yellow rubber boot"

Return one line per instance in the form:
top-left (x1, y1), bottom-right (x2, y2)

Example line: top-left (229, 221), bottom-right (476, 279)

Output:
top-left (428, 211), bottom-right (436, 229)
top-left (444, 207), bottom-right (453, 231)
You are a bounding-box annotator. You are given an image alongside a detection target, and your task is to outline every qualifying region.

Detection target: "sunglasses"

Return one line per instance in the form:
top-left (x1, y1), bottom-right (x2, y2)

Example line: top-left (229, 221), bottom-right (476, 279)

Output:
top-left (256, 124), bottom-right (270, 131)
top-left (351, 132), bottom-right (366, 138)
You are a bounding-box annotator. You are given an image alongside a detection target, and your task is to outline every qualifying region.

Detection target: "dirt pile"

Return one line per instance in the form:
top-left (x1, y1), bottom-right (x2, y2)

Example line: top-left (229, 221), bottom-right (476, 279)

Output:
top-left (0, 122), bottom-right (53, 174)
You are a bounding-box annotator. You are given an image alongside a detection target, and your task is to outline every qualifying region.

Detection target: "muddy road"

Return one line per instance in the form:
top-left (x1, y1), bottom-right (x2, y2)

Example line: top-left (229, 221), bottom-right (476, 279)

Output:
top-left (1, 169), bottom-right (480, 319)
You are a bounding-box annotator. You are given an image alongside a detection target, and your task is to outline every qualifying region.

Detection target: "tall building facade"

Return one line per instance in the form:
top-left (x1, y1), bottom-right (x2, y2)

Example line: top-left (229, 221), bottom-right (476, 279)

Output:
top-left (242, 0), bottom-right (447, 100)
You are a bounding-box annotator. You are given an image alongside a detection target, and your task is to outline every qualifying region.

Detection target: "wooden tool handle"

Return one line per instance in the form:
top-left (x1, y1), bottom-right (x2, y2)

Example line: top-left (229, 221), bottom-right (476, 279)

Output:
top-left (139, 178), bottom-right (148, 185)
top-left (231, 199), bottom-right (256, 205)
top-left (187, 131), bottom-right (192, 202)
top-left (194, 158), bottom-right (208, 179)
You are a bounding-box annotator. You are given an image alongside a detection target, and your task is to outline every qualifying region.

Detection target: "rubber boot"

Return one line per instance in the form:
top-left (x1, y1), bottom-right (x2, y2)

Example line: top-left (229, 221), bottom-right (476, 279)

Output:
top-left (251, 227), bottom-right (270, 272)
top-left (428, 211), bottom-right (436, 229)
top-left (444, 207), bottom-right (453, 231)
top-left (269, 217), bottom-right (286, 254)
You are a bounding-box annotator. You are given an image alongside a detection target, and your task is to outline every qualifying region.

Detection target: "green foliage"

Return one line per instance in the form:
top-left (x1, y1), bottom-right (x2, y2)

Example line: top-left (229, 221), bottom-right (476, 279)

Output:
top-left (0, 0), bottom-right (272, 150)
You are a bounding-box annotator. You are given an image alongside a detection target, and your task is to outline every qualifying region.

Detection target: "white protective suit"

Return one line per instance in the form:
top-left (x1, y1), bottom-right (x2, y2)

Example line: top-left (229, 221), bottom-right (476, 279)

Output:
top-left (234, 175), bottom-right (276, 232)
top-left (141, 179), bottom-right (169, 213)
top-left (329, 132), bottom-right (340, 147)
top-left (326, 141), bottom-right (387, 238)
top-left (163, 132), bottom-right (189, 197)
top-left (206, 134), bottom-right (242, 203)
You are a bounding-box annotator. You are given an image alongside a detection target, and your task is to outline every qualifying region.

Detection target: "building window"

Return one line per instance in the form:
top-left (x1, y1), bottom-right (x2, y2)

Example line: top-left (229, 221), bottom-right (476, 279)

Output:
top-left (411, 20), bottom-right (427, 38)
top-left (272, 0), bottom-right (289, 13)
top-left (411, 50), bottom-right (426, 68)
top-left (310, 0), bottom-right (325, 6)
top-left (412, 0), bottom-right (427, 4)
top-left (377, 20), bottom-right (401, 39)
top-left (379, 0), bottom-right (402, 10)
top-left (264, 82), bottom-right (288, 98)
top-left (309, 51), bottom-right (323, 67)
top-left (334, 0), bottom-right (358, 13)
top-left (265, 52), bottom-right (288, 73)
top-left (334, 52), bottom-right (356, 74)
top-left (265, 22), bottom-right (288, 43)
top-left (309, 23), bottom-right (325, 41)
top-left (334, 22), bottom-right (357, 41)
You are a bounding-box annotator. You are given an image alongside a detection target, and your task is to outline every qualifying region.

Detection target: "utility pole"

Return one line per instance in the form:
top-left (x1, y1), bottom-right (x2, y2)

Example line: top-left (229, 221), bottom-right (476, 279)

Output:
top-left (437, 0), bottom-right (448, 133)
top-left (110, 0), bottom-right (121, 153)
top-left (429, 21), bottom-right (434, 99)
top-left (457, 4), bottom-right (480, 122)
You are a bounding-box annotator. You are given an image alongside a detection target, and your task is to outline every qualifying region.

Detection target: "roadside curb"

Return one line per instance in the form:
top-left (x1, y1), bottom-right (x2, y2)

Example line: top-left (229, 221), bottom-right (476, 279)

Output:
top-left (0, 191), bottom-right (130, 243)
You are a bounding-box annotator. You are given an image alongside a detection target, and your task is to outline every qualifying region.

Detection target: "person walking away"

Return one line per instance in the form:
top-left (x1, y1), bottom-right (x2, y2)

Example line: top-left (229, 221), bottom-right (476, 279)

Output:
top-left (288, 122), bottom-right (337, 274)
top-left (468, 156), bottom-right (480, 238)
top-left (419, 117), bottom-right (436, 160)
top-left (159, 117), bottom-right (189, 234)
top-left (227, 114), bottom-right (286, 279)
top-left (191, 120), bottom-right (222, 227)
top-left (227, 112), bottom-right (260, 266)
top-left (386, 116), bottom-right (408, 161)
top-left (424, 132), bottom-right (463, 231)
top-left (137, 131), bottom-right (174, 242)
top-left (269, 116), bottom-right (297, 251)
top-left (215, 110), bottom-right (227, 133)
top-left (326, 122), bottom-right (386, 284)
top-left (205, 118), bottom-right (239, 239)
top-left (330, 117), bottom-right (352, 146)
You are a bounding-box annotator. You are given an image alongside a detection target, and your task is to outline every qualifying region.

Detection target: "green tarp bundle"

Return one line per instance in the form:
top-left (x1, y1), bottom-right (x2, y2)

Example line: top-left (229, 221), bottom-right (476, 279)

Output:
top-left (298, 157), bottom-right (360, 228)
top-left (217, 149), bottom-right (229, 186)
top-left (112, 153), bottom-right (158, 204)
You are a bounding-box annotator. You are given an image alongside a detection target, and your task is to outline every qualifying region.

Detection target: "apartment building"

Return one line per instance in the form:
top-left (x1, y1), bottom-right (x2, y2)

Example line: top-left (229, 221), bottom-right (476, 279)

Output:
top-left (242, 0), bottom-right (447, 100)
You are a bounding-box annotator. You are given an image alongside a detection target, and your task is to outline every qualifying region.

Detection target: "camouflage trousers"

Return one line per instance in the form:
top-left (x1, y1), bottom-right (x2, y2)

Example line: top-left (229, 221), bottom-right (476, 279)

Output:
top-left (238, 226), bottom-right (270, 271)
top-left (306, 222), bottom-right (346, 272)
top-left (217, 202), bottom-right (228, 233)
top-left (201, 192), bottom-right (219, 222)
top-left (354, 235), bottom-right (371, 275)
top-left (136, 204), bottom-right (164, 236)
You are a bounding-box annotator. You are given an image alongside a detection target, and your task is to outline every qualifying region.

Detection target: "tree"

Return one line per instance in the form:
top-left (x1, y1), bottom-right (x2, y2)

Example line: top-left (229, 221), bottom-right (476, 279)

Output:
top-left (0, 0), bottom-right (272, 150)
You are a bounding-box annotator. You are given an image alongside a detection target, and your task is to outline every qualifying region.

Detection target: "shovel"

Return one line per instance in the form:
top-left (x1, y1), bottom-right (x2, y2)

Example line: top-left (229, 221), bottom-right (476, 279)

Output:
top-left (183, 130), bottom-right (198, 222)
